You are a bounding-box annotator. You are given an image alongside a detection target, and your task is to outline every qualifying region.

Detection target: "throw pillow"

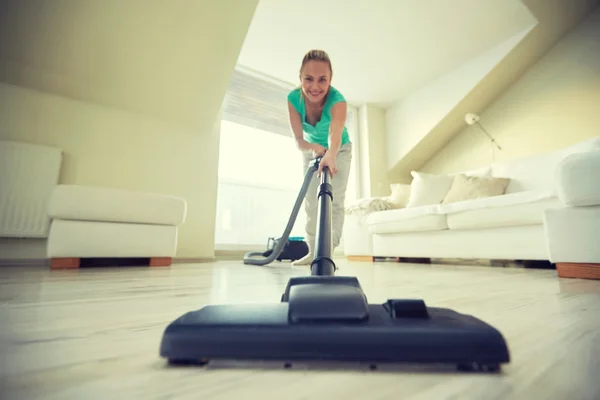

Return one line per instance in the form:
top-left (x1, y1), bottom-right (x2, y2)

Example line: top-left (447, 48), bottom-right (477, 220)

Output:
top-left (406, 171), bottom-right (455, 208)
top-left (388, 183), bottom-right (411, 208)
top-left (442, 174), bottom-right (510, 204)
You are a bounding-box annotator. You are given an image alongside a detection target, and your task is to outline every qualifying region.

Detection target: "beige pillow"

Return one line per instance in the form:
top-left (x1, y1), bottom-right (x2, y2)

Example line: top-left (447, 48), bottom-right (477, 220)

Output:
top-left (442, 174), bottom-right (510, 204)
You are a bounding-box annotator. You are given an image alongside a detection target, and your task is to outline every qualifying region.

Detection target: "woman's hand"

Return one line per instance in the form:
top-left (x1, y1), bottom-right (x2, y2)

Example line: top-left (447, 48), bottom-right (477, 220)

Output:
top-left (318, 151), bottom-right (337, 177)
top-left (311, 143), bottom-right (327, 157)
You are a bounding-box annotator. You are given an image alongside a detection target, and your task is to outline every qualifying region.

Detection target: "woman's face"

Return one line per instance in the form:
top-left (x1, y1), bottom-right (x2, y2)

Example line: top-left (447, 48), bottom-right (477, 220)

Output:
top-left (300, 60), bottom-right (331, 104)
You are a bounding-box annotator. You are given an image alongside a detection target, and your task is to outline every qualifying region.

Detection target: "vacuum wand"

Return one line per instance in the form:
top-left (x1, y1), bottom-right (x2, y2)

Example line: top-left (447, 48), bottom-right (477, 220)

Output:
top-left (311, 161), bottom-right (336, 276)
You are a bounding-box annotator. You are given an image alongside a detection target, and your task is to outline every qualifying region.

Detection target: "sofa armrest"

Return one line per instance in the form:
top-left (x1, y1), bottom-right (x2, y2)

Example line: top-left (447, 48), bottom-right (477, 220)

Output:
top-left (555, 148), bottom-right (600, 207)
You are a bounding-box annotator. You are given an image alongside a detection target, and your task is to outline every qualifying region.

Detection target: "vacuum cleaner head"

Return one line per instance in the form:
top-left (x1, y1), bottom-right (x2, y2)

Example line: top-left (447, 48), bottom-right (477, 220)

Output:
top-left (160, 276), bottom-right (510, 372)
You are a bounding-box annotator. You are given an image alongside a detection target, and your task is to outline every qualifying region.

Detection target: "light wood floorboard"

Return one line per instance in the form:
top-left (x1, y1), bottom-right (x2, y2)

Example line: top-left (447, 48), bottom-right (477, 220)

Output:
top-left (1, 259), bottom-right (599, 399)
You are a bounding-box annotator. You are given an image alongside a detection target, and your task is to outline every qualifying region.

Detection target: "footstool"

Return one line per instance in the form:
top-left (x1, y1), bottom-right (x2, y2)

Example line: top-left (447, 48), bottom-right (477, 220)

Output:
top-left (46, 185), bottom-right (187, 269)
top-left (543, 148), bottom-right (600, 279)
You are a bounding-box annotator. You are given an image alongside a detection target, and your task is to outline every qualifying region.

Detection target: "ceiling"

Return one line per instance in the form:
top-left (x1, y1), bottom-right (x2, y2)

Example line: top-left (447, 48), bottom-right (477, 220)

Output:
top-left (386, 0), bottom-right (600, 180)
top-left (236, 0), bottom-right (537, 107)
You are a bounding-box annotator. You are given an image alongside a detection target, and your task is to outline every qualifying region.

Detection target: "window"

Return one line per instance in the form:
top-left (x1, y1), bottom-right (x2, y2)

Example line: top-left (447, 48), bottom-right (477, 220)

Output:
top-left (214, 67), bottom-right (361, 249)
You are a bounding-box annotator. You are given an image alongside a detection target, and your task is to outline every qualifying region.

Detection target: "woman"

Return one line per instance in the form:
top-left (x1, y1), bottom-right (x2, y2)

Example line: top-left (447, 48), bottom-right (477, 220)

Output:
top-left (287, 49), bottom-right (353, 266)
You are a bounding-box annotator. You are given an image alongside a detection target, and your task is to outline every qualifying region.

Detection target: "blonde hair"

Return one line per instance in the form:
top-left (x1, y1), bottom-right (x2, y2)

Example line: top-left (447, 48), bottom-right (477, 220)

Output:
top-left (300, 49), bottom-right (332, 77)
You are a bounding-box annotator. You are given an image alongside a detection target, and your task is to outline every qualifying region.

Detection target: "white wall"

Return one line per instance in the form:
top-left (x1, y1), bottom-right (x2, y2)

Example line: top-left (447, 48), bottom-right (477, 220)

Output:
top-left (358, 104), bottom-right (389, 197)
top-left (385, 26), bottom-right (533, 172)
top-left (0, 1), bottom-right (258, 260)
top-left (422, 5), bottom-right (600, 173)
top-left (357, 105), bottom-right (371, 197)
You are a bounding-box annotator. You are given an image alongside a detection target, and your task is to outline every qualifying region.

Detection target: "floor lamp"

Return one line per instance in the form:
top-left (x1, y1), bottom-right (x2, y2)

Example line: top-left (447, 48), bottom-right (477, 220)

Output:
top-left (465, 113), bottom-right (502, 161)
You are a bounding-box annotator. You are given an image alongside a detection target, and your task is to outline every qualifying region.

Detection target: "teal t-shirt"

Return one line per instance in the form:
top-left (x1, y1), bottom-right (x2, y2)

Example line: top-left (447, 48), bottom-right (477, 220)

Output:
top-left (287, 86), bottom-right (351, 149)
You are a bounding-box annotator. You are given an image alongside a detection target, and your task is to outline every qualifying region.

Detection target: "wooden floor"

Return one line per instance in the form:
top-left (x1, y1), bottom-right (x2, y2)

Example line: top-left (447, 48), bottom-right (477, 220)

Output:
top-left (1, 258), bottom-right (599, 399)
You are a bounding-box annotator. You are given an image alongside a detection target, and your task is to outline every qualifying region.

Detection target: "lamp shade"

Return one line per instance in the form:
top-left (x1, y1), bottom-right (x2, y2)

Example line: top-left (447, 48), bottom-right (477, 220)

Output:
top-left (465, 113), bottom-right (480, 125)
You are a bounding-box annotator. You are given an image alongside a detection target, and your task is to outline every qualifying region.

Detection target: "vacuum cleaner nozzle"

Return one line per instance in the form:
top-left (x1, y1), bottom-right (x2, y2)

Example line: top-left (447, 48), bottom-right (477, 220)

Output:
top-left (159, 275), bottom-right (510, 372)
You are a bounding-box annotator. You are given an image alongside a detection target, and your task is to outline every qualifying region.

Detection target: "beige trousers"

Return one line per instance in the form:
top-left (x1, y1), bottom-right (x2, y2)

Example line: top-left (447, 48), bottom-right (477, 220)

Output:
top-left (301, 142), bottom-right (353, 251)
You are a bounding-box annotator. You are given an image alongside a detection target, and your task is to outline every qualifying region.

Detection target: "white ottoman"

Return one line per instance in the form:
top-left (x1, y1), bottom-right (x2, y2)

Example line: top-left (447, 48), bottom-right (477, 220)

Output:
top-left (46, 185), bottom-right (187, 269)
top-left (544, 148), bottom-right (600, 279)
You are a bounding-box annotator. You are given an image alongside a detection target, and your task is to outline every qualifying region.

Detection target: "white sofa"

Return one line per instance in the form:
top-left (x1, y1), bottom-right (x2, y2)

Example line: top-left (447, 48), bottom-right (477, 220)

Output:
top-left (47, 185), bottom-right (187, 269)
top-left (343, 136), bottom-right (600, 269)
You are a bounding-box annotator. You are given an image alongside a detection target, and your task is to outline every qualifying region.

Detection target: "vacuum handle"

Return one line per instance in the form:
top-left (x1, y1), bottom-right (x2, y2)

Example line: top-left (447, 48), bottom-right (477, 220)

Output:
top-left (311, 158), bottom-right (336, 276)
top-left (313, 155), bottom-right (332, 183)
top-left (320, 166), bottom-right (331, 184)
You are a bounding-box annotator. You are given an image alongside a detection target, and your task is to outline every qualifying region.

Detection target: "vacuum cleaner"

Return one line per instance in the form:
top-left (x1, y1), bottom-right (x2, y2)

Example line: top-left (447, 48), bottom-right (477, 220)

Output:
top-left (159, 156), bottom-right (510, 372)
top-left (241, 158), bottom-right (317, 266)
top-left (245, 236), bottom-right (309, 263)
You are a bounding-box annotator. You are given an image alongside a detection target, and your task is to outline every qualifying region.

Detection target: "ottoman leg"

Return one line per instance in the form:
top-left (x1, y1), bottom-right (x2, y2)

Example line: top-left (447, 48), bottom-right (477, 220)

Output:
top-left (150, 257), bottom-right (172, 267)
top-left (51, 258), bottom-right (81, 269)
top-left (556, 263), bottom-right (600, 280)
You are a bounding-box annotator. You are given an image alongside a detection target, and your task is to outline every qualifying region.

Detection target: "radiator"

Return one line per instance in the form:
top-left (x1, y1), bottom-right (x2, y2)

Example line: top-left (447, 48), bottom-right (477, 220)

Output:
top-left (0, 140), bottom-right (63, 238)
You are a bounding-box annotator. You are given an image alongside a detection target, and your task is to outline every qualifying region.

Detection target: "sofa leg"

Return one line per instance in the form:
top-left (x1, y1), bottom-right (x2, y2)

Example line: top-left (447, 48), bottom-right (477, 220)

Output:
top-left (347, 256), bottom-right (375, 262)
top-left (150, 257), bottom-right (172, 267)
top-left (556, 262), bottom-right (600, 280)
top-left (51, 258), bottom-right (81, 269)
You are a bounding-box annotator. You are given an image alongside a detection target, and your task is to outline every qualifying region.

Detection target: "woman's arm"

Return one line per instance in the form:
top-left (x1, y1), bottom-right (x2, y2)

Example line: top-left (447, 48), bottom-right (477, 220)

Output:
top-left (328, 101), bottom-right (347, 155)
top-left (288, 101), bottom-right (314, 151)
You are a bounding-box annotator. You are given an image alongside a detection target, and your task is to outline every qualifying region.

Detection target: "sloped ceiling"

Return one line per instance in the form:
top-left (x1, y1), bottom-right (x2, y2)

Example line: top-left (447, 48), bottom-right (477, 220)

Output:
top-left (236, 0), bottom-right (536, 107)
top-left (0, 0), bottom-right (258, 133)
top-left (387, 0), bottom-right (600, 181)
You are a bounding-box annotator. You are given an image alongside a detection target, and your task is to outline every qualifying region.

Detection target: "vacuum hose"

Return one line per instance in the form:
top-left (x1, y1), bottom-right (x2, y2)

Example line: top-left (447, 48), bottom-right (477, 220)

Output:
top-left (242, 157), bottom-right (321, 266)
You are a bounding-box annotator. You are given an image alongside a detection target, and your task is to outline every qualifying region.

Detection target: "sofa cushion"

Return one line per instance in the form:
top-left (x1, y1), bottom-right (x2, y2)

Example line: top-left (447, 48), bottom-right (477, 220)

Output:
top-left (442, 174), bottom-right (509, 204)
top-left (48, 185), bottom-right (187, 226)
top-left (438, 189), bottom-right (556, 214)
top-left (47, 219), bottom-right (178, 258)
top-left (492, 152), bottom-right (565, 194)
top-left (445, 196), bottom-right (562, 230)
top-left (405, 172), bottom-right (454, 208)
top-left (405, 167), bottom-right (492, 208)
top-left (388, 183), bottom-right (411, 208)
top-left (365, 205), bottom-right (447, 234)
top-left (555, 149), bottom-right (600, 207)
top-left (491, 136), bottom-right (600, 194)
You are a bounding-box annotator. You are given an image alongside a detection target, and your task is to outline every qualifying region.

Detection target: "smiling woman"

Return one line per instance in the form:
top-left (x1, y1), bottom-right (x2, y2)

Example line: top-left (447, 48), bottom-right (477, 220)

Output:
top-left (285, 49), bottom-right (355, 265)
top-left (214, 65), bottom-right (360, 251)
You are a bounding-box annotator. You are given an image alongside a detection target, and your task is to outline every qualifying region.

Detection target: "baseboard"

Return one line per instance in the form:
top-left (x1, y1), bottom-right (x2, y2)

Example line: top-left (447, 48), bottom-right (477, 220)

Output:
top-left (215, 250), bottom-right (248, 259)
top-left (0, 258), bottom-right (48, 267)
top-left (0, 257), bottom-right (216, 267)
top-left (0, 237), bottom-right (47, 260)
top-left (173, 257), bottom-right (216, 263)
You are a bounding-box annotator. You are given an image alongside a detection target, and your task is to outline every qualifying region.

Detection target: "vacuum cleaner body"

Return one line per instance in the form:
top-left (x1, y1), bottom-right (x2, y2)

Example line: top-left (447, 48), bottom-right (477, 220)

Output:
top-left (160, 156), bottom-right (511, 372)
top-left (263, 236), bottom-right (309, 262)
